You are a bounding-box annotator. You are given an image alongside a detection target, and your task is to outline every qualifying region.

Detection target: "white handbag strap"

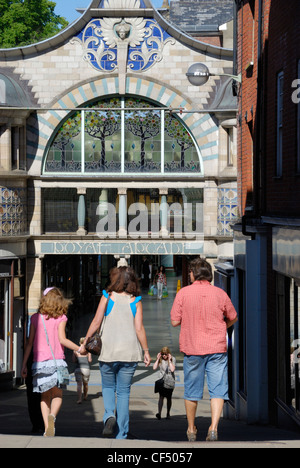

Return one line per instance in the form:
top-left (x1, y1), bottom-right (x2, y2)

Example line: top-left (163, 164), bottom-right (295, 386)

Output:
top-left (41, 314), bottom-right (57, 366)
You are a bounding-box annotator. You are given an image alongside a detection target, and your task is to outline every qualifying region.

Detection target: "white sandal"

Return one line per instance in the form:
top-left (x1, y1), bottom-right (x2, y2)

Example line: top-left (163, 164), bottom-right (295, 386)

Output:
top-left (45, 414), bottom-right (56, 437)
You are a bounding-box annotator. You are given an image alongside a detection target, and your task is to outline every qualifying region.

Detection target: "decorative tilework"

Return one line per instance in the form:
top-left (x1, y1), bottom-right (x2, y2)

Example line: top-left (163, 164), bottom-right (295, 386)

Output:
top-left (0, 187), bottom-right (27, 236)
top-left (217, 188), bottom-right (238, 236)
top-left (73, 18), bottom-right (174, 74)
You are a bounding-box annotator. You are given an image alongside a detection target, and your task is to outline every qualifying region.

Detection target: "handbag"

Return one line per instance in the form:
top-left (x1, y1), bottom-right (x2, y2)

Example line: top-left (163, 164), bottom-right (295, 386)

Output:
top-left (154, 363), bottom-right (175, 393)
top-left (41, 315), bottom-right (70, 387)
top-left (85, 296), bottom-right (109, 356)
top-left (154, 377), bottom-right (164, 394)
top-left (163, 372), bottom-right (175, 389)
top-left (85, 331), bottom-right (102, 356)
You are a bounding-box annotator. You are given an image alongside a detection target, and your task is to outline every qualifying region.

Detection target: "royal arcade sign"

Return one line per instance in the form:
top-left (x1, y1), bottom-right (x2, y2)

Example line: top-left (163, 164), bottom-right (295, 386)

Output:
top-left (38, 240), bottom-right (204, 256)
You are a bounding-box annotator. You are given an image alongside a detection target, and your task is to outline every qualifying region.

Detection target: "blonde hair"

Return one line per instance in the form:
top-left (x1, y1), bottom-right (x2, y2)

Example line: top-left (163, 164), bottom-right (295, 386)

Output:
top-left (39, 287), bottom-right (72, 319)
top-left (159, 346), bottom-right (172, 364)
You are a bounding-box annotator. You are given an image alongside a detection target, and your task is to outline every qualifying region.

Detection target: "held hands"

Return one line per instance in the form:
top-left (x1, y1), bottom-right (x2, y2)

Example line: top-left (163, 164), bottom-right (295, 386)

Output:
top-left (76, 344), bottom-right (86, 355)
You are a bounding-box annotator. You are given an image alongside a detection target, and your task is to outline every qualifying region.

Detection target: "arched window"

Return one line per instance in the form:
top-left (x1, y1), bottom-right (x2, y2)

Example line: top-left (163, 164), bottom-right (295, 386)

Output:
top-left (44, 97), bottom-right (202, 175)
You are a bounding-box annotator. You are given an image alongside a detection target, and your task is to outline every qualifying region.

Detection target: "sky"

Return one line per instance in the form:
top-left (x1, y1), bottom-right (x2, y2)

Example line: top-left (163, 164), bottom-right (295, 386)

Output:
top-left (54, 0), bottom-right (164, 24)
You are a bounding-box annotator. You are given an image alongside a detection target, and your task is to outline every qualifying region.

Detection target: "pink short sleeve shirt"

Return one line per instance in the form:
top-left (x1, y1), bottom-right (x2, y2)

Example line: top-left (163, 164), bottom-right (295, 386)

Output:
top-left (170, 281), bottom-right (237, 355)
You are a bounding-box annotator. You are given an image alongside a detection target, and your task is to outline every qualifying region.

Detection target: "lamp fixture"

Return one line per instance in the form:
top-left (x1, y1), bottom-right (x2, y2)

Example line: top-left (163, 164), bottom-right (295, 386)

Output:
top-left (186, 63), bottom-right (241, 86)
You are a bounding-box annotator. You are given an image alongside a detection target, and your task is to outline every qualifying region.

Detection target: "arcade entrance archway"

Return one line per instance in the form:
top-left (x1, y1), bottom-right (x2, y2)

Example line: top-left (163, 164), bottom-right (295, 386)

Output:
top-left (42, 254), bottom-right (193, 316)
top-left (42, 253), bottom-right (193, 360)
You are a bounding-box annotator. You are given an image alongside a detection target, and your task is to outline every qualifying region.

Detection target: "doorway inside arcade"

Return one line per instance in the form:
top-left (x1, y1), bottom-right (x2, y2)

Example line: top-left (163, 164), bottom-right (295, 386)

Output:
top-left (42, 254), bottom-right (192, 360)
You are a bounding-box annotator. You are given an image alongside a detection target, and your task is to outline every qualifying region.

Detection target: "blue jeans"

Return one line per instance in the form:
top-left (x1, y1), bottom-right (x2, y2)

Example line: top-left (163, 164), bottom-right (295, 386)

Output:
top-left (99, 361), bottom-right (138, 439)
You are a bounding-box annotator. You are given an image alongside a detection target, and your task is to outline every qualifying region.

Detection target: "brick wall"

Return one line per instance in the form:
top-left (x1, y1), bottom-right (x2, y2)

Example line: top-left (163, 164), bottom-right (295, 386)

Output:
top-left (264, 0), bottom-right (300, 215)
top-left (237, 0), bottom-right (300, 216)
top-left (236, 0), bottom-right (271, 215)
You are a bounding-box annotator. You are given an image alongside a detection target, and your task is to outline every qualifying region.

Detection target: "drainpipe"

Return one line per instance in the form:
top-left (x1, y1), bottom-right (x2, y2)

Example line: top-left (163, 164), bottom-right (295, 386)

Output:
top-left (242, 0), bottom-right (265, 237)
top-left (233, 0), bottom-right (238, 80)
top-left (255, 0), bottom-right (265, 217)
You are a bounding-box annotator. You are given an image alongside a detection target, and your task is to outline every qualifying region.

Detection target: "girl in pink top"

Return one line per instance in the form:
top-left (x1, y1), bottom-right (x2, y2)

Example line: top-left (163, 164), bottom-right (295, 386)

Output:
top-left (21, 287), bottom-right (83, 437)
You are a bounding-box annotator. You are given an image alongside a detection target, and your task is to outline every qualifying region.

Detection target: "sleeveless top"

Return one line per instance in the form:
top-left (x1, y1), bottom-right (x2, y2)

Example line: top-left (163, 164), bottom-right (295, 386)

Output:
top-left (75, 355), bottom-right (90, 371)
top-left (99, 290), bottom-right (143, 363)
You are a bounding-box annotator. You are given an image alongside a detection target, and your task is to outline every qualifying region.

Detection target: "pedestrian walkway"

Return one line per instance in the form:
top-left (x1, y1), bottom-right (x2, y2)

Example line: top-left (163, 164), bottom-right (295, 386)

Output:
top-left (1, 371), bottom-right (300, 448)
top-left (1, 276), bottom-right (300, 449)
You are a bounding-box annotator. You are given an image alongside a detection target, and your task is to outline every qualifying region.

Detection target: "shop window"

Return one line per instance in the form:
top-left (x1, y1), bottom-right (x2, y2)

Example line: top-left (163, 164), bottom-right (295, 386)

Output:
top-left (42, 188), bottom-right (119, 234)
top-left (43, 97), bottom-right (202, 175)
top-left (43, 188), bottom-right (77, 233)
top-left (289, 279), bottom-right (300, 413)
top-left (127, 189), bottom-right (160, 235)
top-left (276, 274), bottom-right (300, 415)
top-left (0, 280), bottom-right (5, 371)
top-left (126, 188), bottom-right (203, 237)
top-left (86, 188), bottom-right (118, 233)
top-left (0, 277), bottom-right (10, 373)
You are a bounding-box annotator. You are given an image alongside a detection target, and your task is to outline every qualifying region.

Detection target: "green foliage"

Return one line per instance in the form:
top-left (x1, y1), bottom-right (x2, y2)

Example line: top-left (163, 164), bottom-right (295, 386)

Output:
top-left (0, 0), bottom-right (69, 48)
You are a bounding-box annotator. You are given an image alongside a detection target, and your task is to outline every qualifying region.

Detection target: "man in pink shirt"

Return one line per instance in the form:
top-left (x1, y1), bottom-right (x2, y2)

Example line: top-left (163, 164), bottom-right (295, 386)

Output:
top-left (171, 258), bottom-right (238, 442)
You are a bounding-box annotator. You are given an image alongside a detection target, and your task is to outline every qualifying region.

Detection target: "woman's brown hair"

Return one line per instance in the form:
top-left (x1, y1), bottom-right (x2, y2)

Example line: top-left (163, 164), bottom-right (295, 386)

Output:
top-left (189, 257), bottom-right (213, 282)
top-left (39, 287), bottom-right (72, 319)
top-left (106, 266), bottom-right (141, 296)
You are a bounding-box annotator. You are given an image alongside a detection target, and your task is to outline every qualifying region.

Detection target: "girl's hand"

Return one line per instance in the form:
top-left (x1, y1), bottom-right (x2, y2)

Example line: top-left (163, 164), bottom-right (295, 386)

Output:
top-left (156, 352), bottom-right (161, 360)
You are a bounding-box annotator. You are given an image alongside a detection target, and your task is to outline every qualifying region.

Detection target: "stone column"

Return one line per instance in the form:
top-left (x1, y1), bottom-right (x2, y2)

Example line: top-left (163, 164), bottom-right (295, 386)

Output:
top-left (203, 181), bottom-right (218, 237)
top-left (99, 189), bottom-right (108, 215)
top-left (118, 188), bottom-right (127, 238)
top-left (77, 188), bottom-right (87, 235)
top-left (159, 188), bottom-right (169, 238)
top-left (0, 124), bottom-right (12, 171)
top-left (27, 256), bottom-right (43, 316)
top-left (29, 185), bottom-right (42, 236)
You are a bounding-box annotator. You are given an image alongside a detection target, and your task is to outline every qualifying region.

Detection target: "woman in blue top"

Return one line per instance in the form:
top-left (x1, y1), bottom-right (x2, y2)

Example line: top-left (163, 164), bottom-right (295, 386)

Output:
top-left (83, 266), bottom-right (151, 439)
